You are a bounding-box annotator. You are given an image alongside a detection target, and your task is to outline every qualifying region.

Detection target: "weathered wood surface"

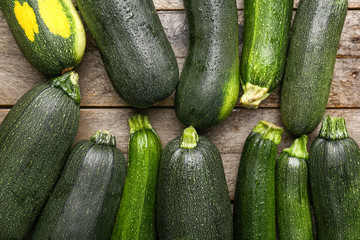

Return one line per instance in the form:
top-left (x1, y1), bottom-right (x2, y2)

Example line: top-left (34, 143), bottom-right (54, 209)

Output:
top-left (0, 108), bottom-right (359, 199)
top-left (160, 10), bottom-right (360, 58)
top-left (1, 54), bottom-right (359, 108)
top-left (2, 10), bottom-right (360, 58)
top-left (153, 0), bottom-right (360, 10)
top-left (1, 10), bottom-right (360, 107)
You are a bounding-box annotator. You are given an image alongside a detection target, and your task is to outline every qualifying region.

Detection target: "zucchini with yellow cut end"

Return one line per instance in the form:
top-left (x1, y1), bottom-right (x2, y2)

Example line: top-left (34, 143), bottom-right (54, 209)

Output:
top-left (0, 0), bottom-right (86, 75)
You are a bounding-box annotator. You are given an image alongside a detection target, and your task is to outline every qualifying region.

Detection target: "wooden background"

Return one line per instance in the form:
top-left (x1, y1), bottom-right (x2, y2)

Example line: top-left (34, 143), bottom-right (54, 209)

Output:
top-left (0, 0), bottom-right (359, 200)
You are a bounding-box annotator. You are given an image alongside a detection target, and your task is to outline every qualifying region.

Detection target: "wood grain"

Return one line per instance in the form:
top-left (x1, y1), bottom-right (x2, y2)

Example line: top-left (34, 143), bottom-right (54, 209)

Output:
top-left (1, 54), bottom-right (359, 109)
top-left (0, 108), bottom-right (359, 199)
top-left (1, 10), bottom-right (360, 108)
top-left (158, 10), bottom-right (360, 58)
top-left (153, 0), bottom-right (360, 10)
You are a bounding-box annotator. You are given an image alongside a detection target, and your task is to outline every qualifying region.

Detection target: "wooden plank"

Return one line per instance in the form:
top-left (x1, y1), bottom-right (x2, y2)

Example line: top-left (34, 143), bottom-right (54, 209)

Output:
top-left (159, 10), bottom-right (360, 58)
top-left (0, 108), bottom-right (359, 198)
top-left (1, 55), bottom-right (359, 109)
top-left (0, 11), bottom-right (359, 107)
top-left (1, 10), bottom-right (360, 60)
top-left (153, 0), bottom-right (360, 10)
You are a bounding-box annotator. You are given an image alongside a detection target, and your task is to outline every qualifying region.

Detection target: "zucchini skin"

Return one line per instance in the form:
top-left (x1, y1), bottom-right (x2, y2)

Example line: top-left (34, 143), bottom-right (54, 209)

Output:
top-left (75, 0), bottom-right (179, 108)
top-left (112, 115), bottom-right (162, 240)
top-left (276, 136), bottom-right (314, 240)
top-left (175, 0), bottom-right (239, 130)
top-left (32, 131), bottom-right (127, 240)
top-left (309, 116), bottom-right (360, 240)
top-left (0, 0), bottom-right (86, 75)
top-left (0, 73), bottom-right (80, 239)
top-left (280, 0), bottom-right (347, 136)
top-left (233, 121), bottom-right (282, 240)
top-left (240, 0), bottom-right (293, 108)
top-left (157, 127), bottom-right (233, 239)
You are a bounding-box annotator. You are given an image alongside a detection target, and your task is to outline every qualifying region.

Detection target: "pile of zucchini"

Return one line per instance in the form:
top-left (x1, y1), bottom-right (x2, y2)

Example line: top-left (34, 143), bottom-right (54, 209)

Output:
top-left (234, 116), bottom-right (360, 240)
top-left (0, 0), bottom-right (359, 239)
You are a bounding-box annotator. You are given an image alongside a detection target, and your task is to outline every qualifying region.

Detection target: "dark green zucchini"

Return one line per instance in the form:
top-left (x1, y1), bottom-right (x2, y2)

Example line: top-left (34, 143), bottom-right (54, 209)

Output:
top-left (276, 135), bottom-right (314, 240)
top-left (74, 0), bottom-right (178, 108)
top-left (233, 120), bottom-right (283, 240)
top-left (0, 72), bottom-right (80, 239)
top-left (309, 116), bottom-right (360, 240)
top-left (239, 0), bottom-right (293, 108)
top-left (0, 0), bottom-right (86, 75)
top-left (156, 126), bottom-right (233, 239)
top-left (175, 0), bottom-right (239, 130)
top-left (280, 0), bottom-right (347, 136)
top-left (32, 130), bottom-right (127, 239)
top-left (111, 115), bottom-right (161, 240)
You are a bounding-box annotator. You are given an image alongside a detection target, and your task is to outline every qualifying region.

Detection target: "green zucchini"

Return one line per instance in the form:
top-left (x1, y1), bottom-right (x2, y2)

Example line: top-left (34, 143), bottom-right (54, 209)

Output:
top-left (0, 72), bottom-right (80, 239)
top-left (157, 126), bottom-right (233, 239)
top-left (74, 0), bottom-right (178, 108)
top-left (309, 116), bottom-right (360, 240)
top-left (233, 120), bottom-right (283, 240)
top-left (174, 0), bottom-right (239, 130)
top-left (280, 0), bottom-right (347, 136)
top-left (32, 130), bottom-right (127, 239)
top-left (0, 0), bottom-right (86, 75)
top-left (239, 0), bottom-right (293, 108)
top-left (276, 135), bottom-right (314, 240)
top-left (111, 115), bottom-right (161, 240)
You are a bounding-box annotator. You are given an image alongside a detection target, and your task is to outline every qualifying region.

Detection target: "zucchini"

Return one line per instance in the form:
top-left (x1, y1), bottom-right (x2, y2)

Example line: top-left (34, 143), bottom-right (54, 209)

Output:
top-left (32, 130), bottom-right (127, 239)
top-left (156, 126), bottom-right (233, 239)
top-left (174, 0), bottom-right (239, 130)
top-left (0, 72), bottom-right (80, 239)
top-left (111, 115), bottom-right (161, 240)
top-left (276, 135), bottom-right (314, 240)
top-left (233, 120), bottom-right (283, 240)
top-left (309, 116), bottom-right (360, 239)
top-left (75, 0), bottom-right (179, 108)
top-left (239, 0), bottom-right (293, 108)
top-left (0, 0), bottom-right (86, 75)
top-left (280, 0), bottom-right (347, 136)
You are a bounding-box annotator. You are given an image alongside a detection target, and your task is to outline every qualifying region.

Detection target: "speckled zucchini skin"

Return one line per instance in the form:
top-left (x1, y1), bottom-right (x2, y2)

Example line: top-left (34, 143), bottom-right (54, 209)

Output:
top-left (233, 121), bottom-right (283, 240)
top-left (309, 116), bottom-right (360, 240)
top-left (239, 0), bottom-right (293, 108)
top-left (0, 0), bottom-right (86, 75)
top-left (0, 72), bottom-right (80, 239)
top-left (75, 0), bottom-right (179, 108)
top-left (112, 115), bottom-right (162, 240)
top-left (175, 0), bottom-right (239, 130)
top-left (156, 127), bottom-right (233, 239)
top-left (32, 131), bottom-right (127, 240)
top-left (276, 136), bottom-right (314, 240)
top-left (280, 0), bottom-right (347, 136)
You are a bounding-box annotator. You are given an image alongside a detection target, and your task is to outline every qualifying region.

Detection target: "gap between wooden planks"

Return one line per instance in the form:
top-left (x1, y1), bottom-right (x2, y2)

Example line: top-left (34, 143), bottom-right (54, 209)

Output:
top-left (0, 108), bottom-right (359, 199)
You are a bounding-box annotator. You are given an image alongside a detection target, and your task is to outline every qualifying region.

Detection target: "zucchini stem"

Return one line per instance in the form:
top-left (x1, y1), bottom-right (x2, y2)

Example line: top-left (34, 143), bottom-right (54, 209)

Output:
top-left (253, 120), bottom-right (283, 145)
top-left (90, 130), bottom-right (116, 147)
top-left (49, 71), bottom-right (81, 104)
top-left (180, 126), bottom-right (199, 149)
top-left (128, 114), bottom-right (153, 134)
top-left (283, 135), bottom-right (309, 160)
top-left (319, 115), bottom-right (349, 140)
top-left (240, 82), bottom-right (269, 109)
